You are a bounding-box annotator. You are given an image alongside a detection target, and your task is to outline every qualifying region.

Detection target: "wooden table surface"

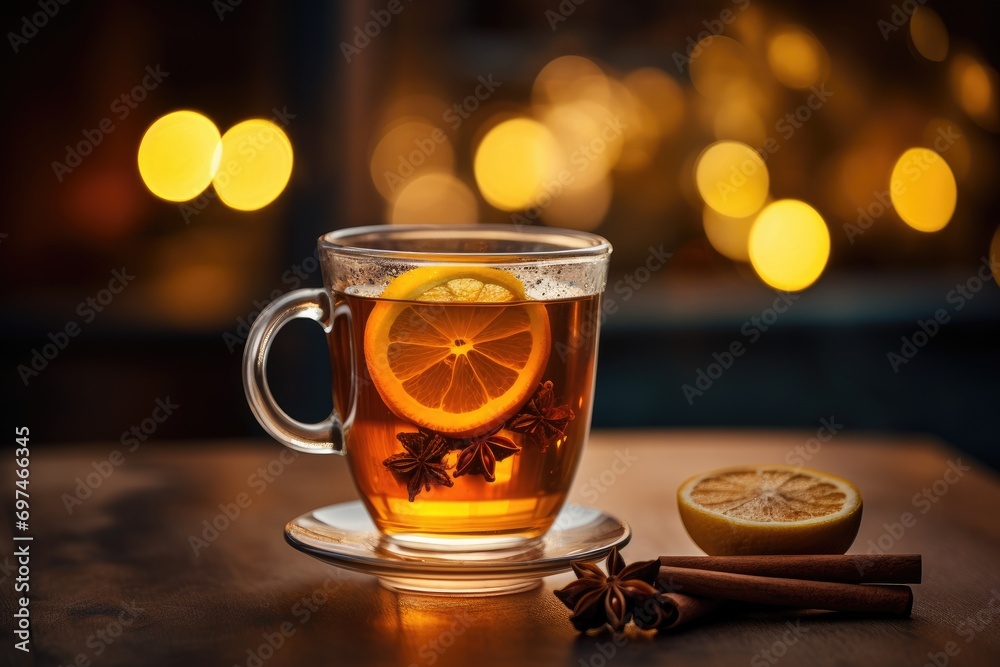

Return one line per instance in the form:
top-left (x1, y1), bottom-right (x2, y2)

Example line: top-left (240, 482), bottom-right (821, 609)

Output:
top-left (6, 431), bottom-right (1000, 666)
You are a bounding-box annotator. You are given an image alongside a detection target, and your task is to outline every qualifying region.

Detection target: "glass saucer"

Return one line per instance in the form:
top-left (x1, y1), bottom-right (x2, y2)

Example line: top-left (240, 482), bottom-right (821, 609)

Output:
top-left (284, 501), bottom-right (630, 596)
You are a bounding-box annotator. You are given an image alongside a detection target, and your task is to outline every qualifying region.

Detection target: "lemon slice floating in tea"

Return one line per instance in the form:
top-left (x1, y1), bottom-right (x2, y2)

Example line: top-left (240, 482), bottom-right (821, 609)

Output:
top-left (677, 465), bottom-right (863, 556)
top-left (364, 266), bottom-right (550, 437)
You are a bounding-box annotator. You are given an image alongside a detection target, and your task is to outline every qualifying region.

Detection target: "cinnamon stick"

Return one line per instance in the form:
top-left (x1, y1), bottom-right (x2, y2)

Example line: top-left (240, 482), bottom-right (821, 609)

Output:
top-left (658, 554), bottom-right (921, 584)
top-left (651, 592), bottom-right (728, 631)
top-left (658, 566), bottom-right (913, 617)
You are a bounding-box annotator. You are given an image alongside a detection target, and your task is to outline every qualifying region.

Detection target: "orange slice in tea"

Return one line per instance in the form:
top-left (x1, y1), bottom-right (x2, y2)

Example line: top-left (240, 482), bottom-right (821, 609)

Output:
top-left (364, 266), bottom-right (550, 437)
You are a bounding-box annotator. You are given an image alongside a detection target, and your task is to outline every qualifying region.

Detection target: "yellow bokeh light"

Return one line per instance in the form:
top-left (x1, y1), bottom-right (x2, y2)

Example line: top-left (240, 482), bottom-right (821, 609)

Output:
top-left (623, 67), bottom-right (685, 139)
top-left (714, 98), bottom-right (767, 147)
top-left (910, 7), bottom-right (949, 62)
top-left (749, 200), bottom-right (830, 292)
top-left (731, 3), bottom-right (768, 49)
top-left (389, 172), bottom-right (477, 225)
top-left (703, 202), bottom-right (769, 262)
top-left (690, 36), bottom-right (754, 100)
top-left (540, 177), bottom-right (613, 231)
top-left (138, 111), bottom-right (221, 202)
top-left (950, 54), bottom-right (1000, 130)
top-left (618, 68), bottom-right (683, 170)
top-left (369, 119), bottom-right (455, 202)
top-left (695, 140), bottom-right (770, 218)
top-left (767, 26), bottom-right (827, 89)
top-left (212, 119), bottom-right (293, 211)
top-left (473, 118), bottom-right (561, 211)
top-left (532, 55), bottom-right (609, 107)
top-left (600, 78), bottom-right (643, 165)
top-left (889, 147), bottom-right (956, 233)
top-left (954, 56), bottom-right (993, 115)
top-left (540, 101), bottom-right (621, 187)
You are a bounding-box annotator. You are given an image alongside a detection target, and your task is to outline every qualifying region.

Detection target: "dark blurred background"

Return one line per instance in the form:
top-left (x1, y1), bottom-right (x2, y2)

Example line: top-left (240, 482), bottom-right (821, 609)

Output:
top-left (2, 1), bottom-right (998, 467)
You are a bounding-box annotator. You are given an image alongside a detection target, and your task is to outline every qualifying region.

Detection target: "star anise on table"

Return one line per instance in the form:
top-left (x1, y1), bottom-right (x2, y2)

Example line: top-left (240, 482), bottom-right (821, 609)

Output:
top-left (382, 430), bottom-right (454, 501)
top-left (507, 380), bottom-right (575, 451)
top-left (553, 548), bottom-right (660, 633)
top-left (451, 425), bottom-right (521, 483)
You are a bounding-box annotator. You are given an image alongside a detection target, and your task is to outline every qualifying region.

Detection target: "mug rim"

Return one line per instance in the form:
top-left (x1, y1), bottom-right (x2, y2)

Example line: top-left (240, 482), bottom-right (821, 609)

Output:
top-left (319, 224), bottom-right (611, 261)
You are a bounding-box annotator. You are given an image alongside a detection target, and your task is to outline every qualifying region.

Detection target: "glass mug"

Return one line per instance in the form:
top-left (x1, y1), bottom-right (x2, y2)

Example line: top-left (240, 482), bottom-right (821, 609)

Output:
top-left (243, 225), bottom-right (611, 553)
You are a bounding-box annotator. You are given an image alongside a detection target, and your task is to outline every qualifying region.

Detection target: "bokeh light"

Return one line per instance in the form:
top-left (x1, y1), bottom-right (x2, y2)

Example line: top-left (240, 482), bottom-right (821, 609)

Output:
top-left (540, 101), bottom-right (620, 187)
top-left (749, 200), bottom-right (830, 291)
top-left (889, 147), bottom-right (957, 232)
top-left (138, 111), bottom-right (221, 202)
top-left (212, 119), bottom-right (294, 211)
top-left (623, 67), bottom-right (685, 139)
top-left (599, 78), bottom-right (646, 169)
top-left (767, 25), bottom-right (827, 89)
top-left (540, 176), bottom-right (613, 231)
top-left (714, 98), bottom-right (768, 147)
top-left (950, 54), bottom-right (1000, 131)
top-left (703, 203), bottom-right (768, 262)
top-left (389, 172), bottom-right (477, 225)
top-left (910, 7), bottom-right (949, 62)
top-left (531, 56), bottom-right (633, 184)
top-left (731, 3), bottom-right (768, 49)
top-left (695, 140), bottom-right (770, 218)
top-left (532, 55), bottom-right (609, 107)
top-left (690, 36), bottom-right (755, 101)
top-left (473, 118), bottom-right (561, 211)
top-left (370, 119), bottom-right (455, 201)
top-left (618, 67), bottom-right (684, 171)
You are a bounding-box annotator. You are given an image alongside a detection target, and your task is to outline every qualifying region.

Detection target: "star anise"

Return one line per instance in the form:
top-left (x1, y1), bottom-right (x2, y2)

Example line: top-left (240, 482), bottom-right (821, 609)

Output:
top-left (383, 430), bottom-right (454, 501)
top-left (553, 548), bottom-right (660, 633)
top-left (452, 425), bottom-right (521, 482)
top-left (507, 380), bottom-right (575, 451)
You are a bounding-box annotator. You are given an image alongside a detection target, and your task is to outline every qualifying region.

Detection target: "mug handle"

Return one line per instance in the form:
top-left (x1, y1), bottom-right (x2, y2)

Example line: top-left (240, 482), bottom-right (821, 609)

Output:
top-left (242, 288), bottom-right (347, 455)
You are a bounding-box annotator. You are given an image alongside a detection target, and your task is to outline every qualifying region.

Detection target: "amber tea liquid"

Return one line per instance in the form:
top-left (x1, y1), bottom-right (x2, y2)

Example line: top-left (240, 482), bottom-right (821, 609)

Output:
top-left (330, 291), bottom-right (600, 547)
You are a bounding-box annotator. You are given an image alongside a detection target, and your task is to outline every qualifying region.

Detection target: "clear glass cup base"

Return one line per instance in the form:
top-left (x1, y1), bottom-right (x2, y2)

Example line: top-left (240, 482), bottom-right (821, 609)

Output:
top-left (374, 535), bottom-right (546, 593)
top-left (284, 500), bottom-right (630, 596)
top-left (377, 534), bottom-right (545, 560)
top-left (377, 575), bottom-right (542, 595)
